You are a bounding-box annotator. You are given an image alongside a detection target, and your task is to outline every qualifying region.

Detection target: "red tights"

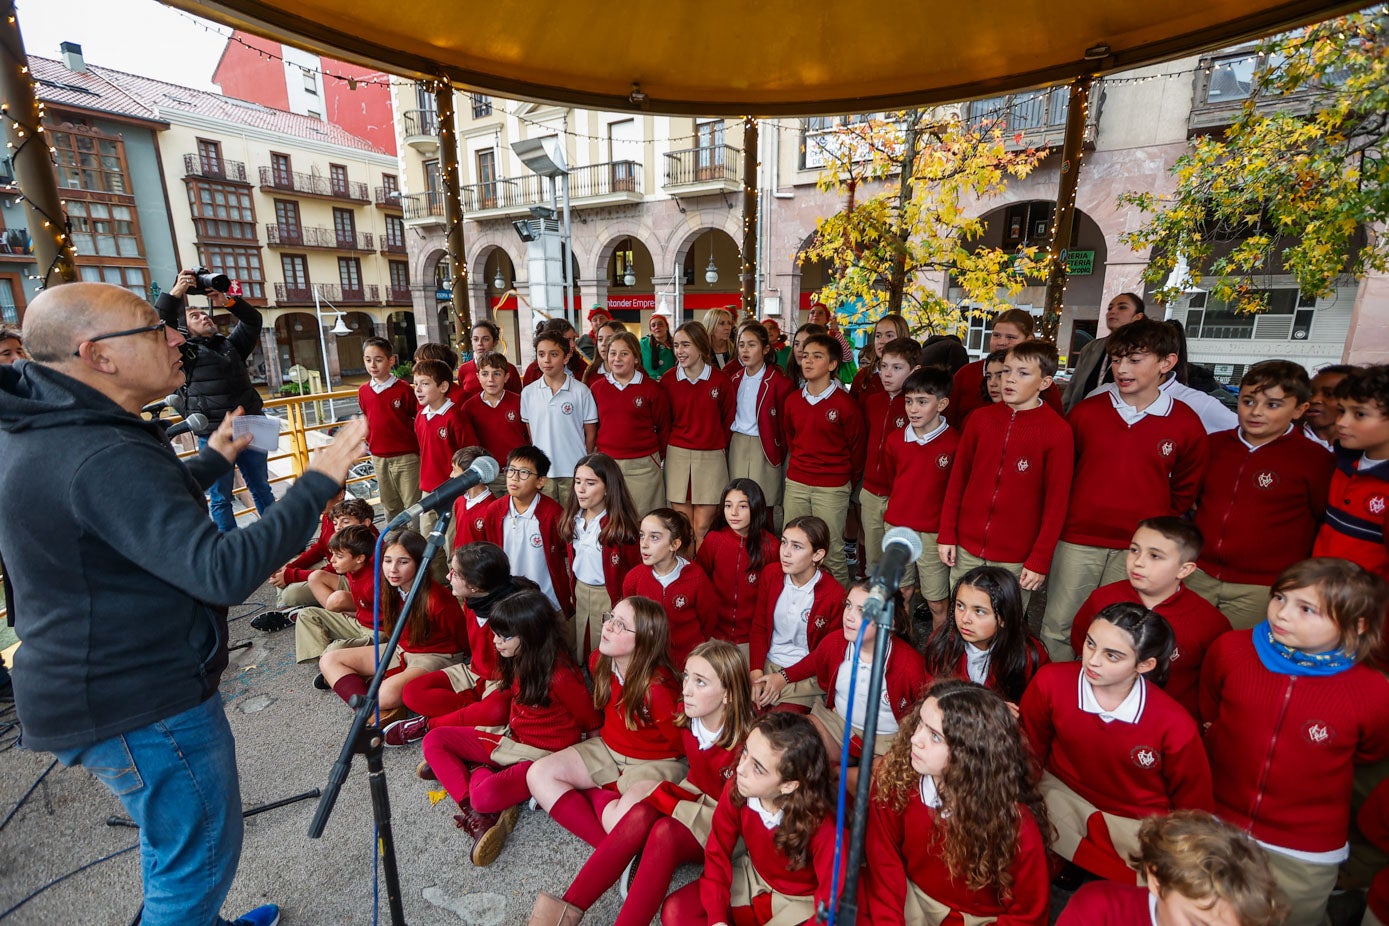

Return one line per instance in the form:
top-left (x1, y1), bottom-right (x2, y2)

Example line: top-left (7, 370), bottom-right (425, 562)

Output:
top-left (562, 802), bottom-right (702, 924)
top-left (419, 727), bottom-right (534, 813)
top-left (546, 787), bottom-right (620, 847)
top-left (402, 671), bottom-right (477, 720)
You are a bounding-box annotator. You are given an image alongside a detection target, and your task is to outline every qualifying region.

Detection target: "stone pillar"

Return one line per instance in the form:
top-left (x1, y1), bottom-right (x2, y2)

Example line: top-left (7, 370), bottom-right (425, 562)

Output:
top-left (1345, 269), bottom-right (1389, 364)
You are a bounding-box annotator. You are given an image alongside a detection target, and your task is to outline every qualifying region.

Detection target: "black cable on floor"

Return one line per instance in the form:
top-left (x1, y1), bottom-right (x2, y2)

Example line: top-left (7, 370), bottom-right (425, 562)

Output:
top-left (0, 843), bottom-right (138, 921)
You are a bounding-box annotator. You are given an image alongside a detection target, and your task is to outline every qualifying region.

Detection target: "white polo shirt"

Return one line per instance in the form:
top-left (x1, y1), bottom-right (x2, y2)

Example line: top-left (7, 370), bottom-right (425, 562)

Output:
top-left (733, 365), bottom-right (765, 436)
top-left (520, 372), bottom-right (598, 478)
top-left (767, 570), bottom-right (820, 668)
top-left (572, 510), bottom-right (606, 586)
top-left (502, 496), bottom-right (558, 608)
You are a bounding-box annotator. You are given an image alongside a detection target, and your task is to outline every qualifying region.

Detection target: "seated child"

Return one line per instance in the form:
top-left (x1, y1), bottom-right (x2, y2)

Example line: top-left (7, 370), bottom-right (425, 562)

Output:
top-left (621, 508), bottom-right (716, 666)
top-left (292, 524), bottom-right (377, 667)
top-left (923, 565), bottom-right (1048, 705)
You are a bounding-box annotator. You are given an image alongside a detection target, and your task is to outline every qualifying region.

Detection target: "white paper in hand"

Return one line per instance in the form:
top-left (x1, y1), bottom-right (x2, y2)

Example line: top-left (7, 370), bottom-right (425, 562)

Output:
top-left (231, 415), bottom-right (282, 453)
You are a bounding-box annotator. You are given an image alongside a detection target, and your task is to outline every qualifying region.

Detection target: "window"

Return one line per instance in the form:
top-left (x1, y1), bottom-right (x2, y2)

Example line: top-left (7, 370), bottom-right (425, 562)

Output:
top-left (1001, 202), bottom-right (1055, 249)
top-left (338, 257), bottom-right (362, 293)
top-left (389, 260), bottom-right (410, 296)
top-left (384, 215), bottom-right (405, 249)
top-left (78, 264), bottom-right (147, 298)
top-left (381, 174), bottom-right (399, 197)
top-left (1206, 54), bottom-right (1258, 102)
top-left (0, 276), bottom-right (20, 324)
top-left (196, 138), bottom-right (222, 176)
top-left (271, 153), bottom-right (292, 186)
top-left (695, 120), bottom-right (725, 178)
top-left (415, 83), bottom-right (437, 113)
top-left (281, 255), bottom-right (309, 288)
top-left (332, 208), bottom-right (357, 247)
top-left (422, 159), bottom-right (441, 196)
top-left (68, 201), bottom-right (142, 258)
top-left (476, 149), bottom-right (497, 207)
top-left (187, 180), bottom-right (256, 241)
top-left (199, 244), bottom-right (265, 300)
top-left (306, 110), bottom-right (322, 121)
top-left (274, 200), bottom-right (302, 242)
top-left (329, 164), bottom-right (349, 197)
top-left (50, 128), bottom-right (128, 194)
top-left (302, 68), bottom-right (317, 94)
top-left (1184, 289), bottom-right (1302, 340)
top-left (470, 94), bottom-right (493, 118)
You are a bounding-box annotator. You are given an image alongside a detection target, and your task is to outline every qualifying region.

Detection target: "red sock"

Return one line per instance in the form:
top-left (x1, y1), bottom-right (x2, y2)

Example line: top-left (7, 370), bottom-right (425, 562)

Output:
top-left (402, 672), bottom-right (477, 718)
top-left (563, 800), bottom-right (660, 910)
top-left (331, 674), bottom-right (369, 706)
top-left (614, 815), bottom-right (703, 926)
top-left (471, 762), bottom-right (534, 814)
top-left (587, 787), bottom-right (619, 818)
top-left (549, 789), bottom-right (608, 847)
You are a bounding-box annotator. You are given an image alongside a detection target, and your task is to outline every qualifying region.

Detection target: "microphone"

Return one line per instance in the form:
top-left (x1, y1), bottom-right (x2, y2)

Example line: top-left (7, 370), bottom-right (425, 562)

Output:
top-left (165, 393), bottom-right (186, 416)
top-left (864, 527), bottom-right (923, 616)
top-left (386, 456), bottom-right (499, 529)
top-left (142, 398), bottom-right (171, 416)
top-left (165, 413), bottom-right (208, 438)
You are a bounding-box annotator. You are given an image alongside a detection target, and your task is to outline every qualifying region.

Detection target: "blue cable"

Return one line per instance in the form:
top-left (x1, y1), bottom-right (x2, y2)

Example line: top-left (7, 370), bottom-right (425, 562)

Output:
top-left (368, 528), bottom-right (386, 925)
top-left (825, 615), bottom-right (871, 926)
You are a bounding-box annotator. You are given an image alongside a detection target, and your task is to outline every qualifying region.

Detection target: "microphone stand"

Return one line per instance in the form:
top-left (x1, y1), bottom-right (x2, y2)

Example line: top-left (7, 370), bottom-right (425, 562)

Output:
top-left (308, 511), bottom-right (453, 926)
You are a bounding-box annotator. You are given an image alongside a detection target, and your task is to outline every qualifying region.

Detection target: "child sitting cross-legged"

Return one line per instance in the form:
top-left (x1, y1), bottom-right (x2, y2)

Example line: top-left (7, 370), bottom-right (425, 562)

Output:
top-left (254, 494), bottom-right (375, 630)
top-left (291, 524), bottom-right (377, 674)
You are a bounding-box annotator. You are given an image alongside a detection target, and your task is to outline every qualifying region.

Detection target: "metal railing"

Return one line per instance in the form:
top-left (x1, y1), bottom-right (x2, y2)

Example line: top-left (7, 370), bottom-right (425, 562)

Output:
top-left (380, 238), bottom-right (407, 254)
top-left (387, 285), bottom-right (412, 303)
top-left (401, 191), bottom-right (445, 220)
top-left (572, 160), bottom-right (642, 197)
top-left (462, 176), bottom-right (541, 211)
top-left (402, 109), bottom-right (439, 137)
top-left (258, 166), bottom-right (370, 202)
top-left (265, 224), bottom-right (375, 251)
top-left (460, 160), bottom-right (643, 211)
top-left (184, 153), bottom-right (248, 183)
top-left (273, 283), bottom-right (380, 305)
top-left (374, 186), bottom-right (402, 206)
top-left (665, 145), bottom-right (742, 186)
top-left (0, 227), bottom-right (30, 255)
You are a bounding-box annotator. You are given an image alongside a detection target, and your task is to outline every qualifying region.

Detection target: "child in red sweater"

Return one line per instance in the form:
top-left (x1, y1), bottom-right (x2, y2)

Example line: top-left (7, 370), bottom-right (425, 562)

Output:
top-left (858, 337), bottom-right (921, 574)
top-left (922, 565), bottom-right (1048, 705)
top-left (1041, 320), bottom-right (1209, 661)
top-left (884, 366), bottom-right (959, 624)
top-left (1058, 811), bottom-right (1288, 926)
top-left (864, 680), bottom-right (1052, 926)
top-left (447, 446), bottom-right (495, 551)
top-left (782, 333), bottom-right (867, 586)
top-left (461, 350), bottom-right (529, 496)
top-left (261, 494), bottom-right (373, 618)
top-left (849, 312), bottom-right (910, 401)
top-left (938, 340), bottom-right (1074, 604)
top-left (661, 321), bottom-right (735, 544)
top-left (420, 587), bottom-right (600, 867)
top-left (727, 321), bottom-right (796, 509)
top-left (660, 712), bottom-right (844, 925)
top-left (1021, 603), bottom-right (1213, 883)
top-left (1313, 365), bottom-right (1389, 580)
top-left (358, 336), bottom-right (420, 525)
top-left (526, 596), bottom-right (686, 846)
top-left (533, 641), bottom-right (756, 926)
top-left (456, 320), bottom-right (522, 401)
top-left (482, 445), bottom-right (571, 613)
top-left (590, 331), bottom-right (671, 517)
top-left (622, 507), bottom-right (716, 665)
top-left (559, 452), bottom-right (641, 662)
top-left (1068, 518), bottom-right (1231, 718)
top-left (749, 515), bottom-right (846, 709)
top-left (695, 478), bottom-right (779, 650)
top-left (948, 309), bottom-right (1062, 427)
top-left (1189, 361), bottom-right (1334, 629)
top-left (413, 358), bottom-right (476, 534)
top-left (292, 524), bottom-right (378, 664)
top-left (1201, 557), bottom-right (1389, 924)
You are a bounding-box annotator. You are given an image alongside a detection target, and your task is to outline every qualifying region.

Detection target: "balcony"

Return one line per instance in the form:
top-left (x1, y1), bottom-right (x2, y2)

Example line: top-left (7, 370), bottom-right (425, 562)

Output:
top-left (374, 186), bottom-right (403, 210)
top-left (960, 84), bottom-right (1102, 151)
top-left (402, 109), bottom-right (439, 150)
top-left (461, 160), bottom-right (644, 218)
top-left (274, 283), bottom-right (380, 306)
top-left (401, 191), bottom-right (446, 226)
top-left (264, 224), bottom-right (375, 252)
top-left (1188, 52), bottom-right (1318, 133)
top-left (379, 237), bottom-right (407, 255)
top-left (184, 154), bottom-right (248, 184)
top-left (387, 285), bottom-right (412, 304)
top-left (664, 145), bottom-right (742, 196)
top-left (258, 166), bottom-right (370, 203)
top-left (0, 226), bottom-right (31, 258)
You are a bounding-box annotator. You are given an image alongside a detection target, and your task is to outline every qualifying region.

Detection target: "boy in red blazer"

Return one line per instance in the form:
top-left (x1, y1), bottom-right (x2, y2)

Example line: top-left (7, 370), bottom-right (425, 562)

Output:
top-left (482, 445), bottom-right (571, 614)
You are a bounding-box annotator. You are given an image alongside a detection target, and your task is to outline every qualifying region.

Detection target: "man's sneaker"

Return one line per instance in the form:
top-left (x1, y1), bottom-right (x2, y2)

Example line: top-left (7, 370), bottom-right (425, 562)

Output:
top-left (228, 904), bottom-right (280, 926)
top-left (383, 714), bottom-right (428, 747)
top-left (251, 610), bottom-right (294, 632)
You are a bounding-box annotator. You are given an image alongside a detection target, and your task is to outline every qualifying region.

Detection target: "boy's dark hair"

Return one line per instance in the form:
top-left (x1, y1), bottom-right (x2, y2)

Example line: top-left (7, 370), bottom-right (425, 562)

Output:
top-left (362, 336), bottom-right (394, 358)
top-left (878, 337), bottom-right (923, 368)
top-left (1005, 340), bottom-right (1059, 378)
top-left (451, 445), bottom-right (489, 471)
top-left (1106, 318), bottom-right (1180, 361)
top-left (902, 366), bottom-right (952, 399)
top-left (1314, 363), bottom-right (1358, 380)
top-left (327, 524), bottom-right (375, 558)
top-left (544, 317), bottom-right (577, 336)
top-left (330, 497), bottom-right (375, 524)
top-left (1241, 360), bottom-right (1312, 405)
top-left (801, 332), bottom-right (842, 365)
top-left (451, 542), bottom-right (514, 591)
top-left (1334, 364), bottom-right (1389, 414)
top-left (414, 341), bottom-right (458, 370)
top-left (474, 350), bottom-right (509, 373)
top-left (1136, 516), bottom-right (1203, 565)
top-left (534, 329), bottom-right (569, 354)
top-left (412, 359), bottom-right (453, 385)
top-left (508, 444), bottom-right (551, 478)
top-left (992, 308), bottom-right (1036, 337)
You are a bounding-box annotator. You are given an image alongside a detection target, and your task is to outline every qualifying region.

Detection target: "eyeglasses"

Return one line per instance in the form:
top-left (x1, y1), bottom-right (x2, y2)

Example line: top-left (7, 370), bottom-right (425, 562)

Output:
top-left (601, 612), bottom-right (634, 634)
top-left (73, 320), bottom-right (168, 357)
top-left (504, 466), bottom-right (538, 480)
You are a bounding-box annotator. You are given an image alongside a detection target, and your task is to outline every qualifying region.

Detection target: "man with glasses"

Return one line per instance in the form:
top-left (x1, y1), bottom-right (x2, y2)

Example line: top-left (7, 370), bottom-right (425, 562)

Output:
top-left (158, 270), bottom-right (276, 531)
top-left (0, 281), bottom-right (367, 926)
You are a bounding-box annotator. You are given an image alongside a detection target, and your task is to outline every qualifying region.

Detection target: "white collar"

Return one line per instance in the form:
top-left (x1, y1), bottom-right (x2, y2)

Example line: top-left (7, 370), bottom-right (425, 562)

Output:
top-left (369, 375), bottom-right (397, 394)
top-left (784, 569), bottom-right (821, 595)
top-left (919, 775), bottom-right (942, 809)
top-left (747, 796), bottom-right (783, 829)
top-left (423, 398), bottom-right (455, 419)
top-left (964, 641), bottom-right (992, 684)
top-left (1302, 422), bottom-right (1334, 451)
top-left (465, 490), bottom-right (491, 510)
top-left (1237, 423), bottom-right (1295, 451)
top-left (1103, 383), bottom-right (1173, 423)
top-left (801, 382), bottom-right (836, 405)
top-left (606, 369), bottom-right (645, 389)
top-left (1148, 892), bottom-right (1159, 926)
top-left (741, 364), bottom-right (765, 383)
top-left (844, 638), bottom-right (890, 666)
top-left (507, 496), bottom-right (539, 520)
top-left (575, 509), bottom-right (606, 532)
top-left (543, 372), bottom-right (575, 393)
top-left (691, 715), bottom-right (721, 751)
top-left (479, 391), bottom-right (505, 407)
top-left (905, 419), bottom-right (948, 445)
top-left (676, 363), bottom-right (711, 384)
top-left (1078, 672), bottom-right (1146, 724)
top-left (653, 556), bottom-right (688, 588)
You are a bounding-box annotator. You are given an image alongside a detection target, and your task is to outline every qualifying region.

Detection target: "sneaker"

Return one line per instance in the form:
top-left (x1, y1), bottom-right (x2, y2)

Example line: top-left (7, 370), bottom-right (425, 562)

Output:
top-left (383, 714), bottom-right (428, 747)
top-left (251, 610), bottom-right (294, 632)
top-left (313, 673), bottom-right (330, 691)
top-left (228, 904), bottom-right (280, 926)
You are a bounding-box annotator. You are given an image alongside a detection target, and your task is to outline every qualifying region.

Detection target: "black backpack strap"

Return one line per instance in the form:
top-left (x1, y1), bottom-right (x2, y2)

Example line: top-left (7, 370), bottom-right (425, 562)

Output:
top-left (1, 548), bottom-right (14, 628)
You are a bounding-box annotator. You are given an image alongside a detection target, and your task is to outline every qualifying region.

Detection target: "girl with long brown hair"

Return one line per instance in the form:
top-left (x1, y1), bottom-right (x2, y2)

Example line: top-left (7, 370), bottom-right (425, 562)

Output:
top-left (850, 312), bottom-right (911, 400)
top-left (558, 452), bottom-right (641, 662)
top-left (726, 321), bottom-right (797, 511)
top-left (863, 679), bottom-right (1053, 924)
top-left (659, 320), bottom-right (735, 545)
top-left (696, 479), bottom-right (779, 651)
top-left (589, 330), bottom-right (670, 516)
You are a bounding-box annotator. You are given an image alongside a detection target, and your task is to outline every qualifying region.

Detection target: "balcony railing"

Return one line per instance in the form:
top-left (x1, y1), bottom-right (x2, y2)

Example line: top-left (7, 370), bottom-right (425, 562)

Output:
top-left (401, 191), bottom-right (445, 221)
top-left (461, 160), bottom-right (643, 213)
top-left (462, 176), bottom-right (543, 212)
top-left (374, 186), bottom-right (402, 208)
top-left (0, 227), bottom-right (31, 255)
top-left (274, 283), bottom-right (380, 305)
top-left (403, 109), bottom-right (439, 138)
top-left (258, 166), bottom-right (370, 202)
top-left (665, 145), bottom-right (742, 187)
top-left (265, 224), bottom-right (375, 251)
top-left (572, 160), bottom-right (642, 197)
top-left (380, 238), bottom-right (407, 254)
top-left (387, 285), bottom-right (412, 303)
top-left (184, 153), bottom-right (248, 183)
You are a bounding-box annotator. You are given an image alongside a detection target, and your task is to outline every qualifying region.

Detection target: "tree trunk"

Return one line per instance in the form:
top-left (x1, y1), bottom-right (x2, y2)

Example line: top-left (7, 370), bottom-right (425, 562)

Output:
top-left (886, 111), bottom-right (923, 316)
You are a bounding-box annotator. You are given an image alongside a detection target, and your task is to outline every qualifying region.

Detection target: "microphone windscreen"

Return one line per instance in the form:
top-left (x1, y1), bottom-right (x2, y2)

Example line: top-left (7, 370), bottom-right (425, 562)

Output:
top-left (166, 393), bottom-right (186, 415)
top-left (184, 413), bottom-right (208, 432)
top-left (882, 526), bottom-right (924, 562)
top-left (470, 456), bottom-right (500, 483)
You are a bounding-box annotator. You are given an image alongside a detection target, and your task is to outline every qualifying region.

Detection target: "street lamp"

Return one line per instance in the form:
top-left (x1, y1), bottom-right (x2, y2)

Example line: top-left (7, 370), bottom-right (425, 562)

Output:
top-left (704, 254), bottom-right (719, 285)
top-left (493, 266), bottom-right (506, 290)
top-left (312, 285), bottom-right (352, 421)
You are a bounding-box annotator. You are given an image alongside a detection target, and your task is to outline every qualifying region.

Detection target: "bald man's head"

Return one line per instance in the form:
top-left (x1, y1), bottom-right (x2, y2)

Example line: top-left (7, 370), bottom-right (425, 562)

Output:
top-left (23, 283), bottom-right (147, 363)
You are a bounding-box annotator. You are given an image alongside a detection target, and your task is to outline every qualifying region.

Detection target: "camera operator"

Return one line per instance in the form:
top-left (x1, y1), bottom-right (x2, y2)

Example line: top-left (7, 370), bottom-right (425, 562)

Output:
top-left (159, 269), bottom-right (277, 531)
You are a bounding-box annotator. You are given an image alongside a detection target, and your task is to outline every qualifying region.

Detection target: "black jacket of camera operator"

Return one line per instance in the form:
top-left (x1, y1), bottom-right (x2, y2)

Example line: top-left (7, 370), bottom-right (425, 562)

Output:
top-left (156, 292), bottom-right (264, 436)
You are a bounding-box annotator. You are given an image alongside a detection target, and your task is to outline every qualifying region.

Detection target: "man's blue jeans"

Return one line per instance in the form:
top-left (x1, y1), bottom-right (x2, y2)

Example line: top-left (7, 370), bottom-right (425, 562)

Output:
top-left (199, 438), bottom-right (276, 532)
top-left (53, 696), bottom-right (246, 926)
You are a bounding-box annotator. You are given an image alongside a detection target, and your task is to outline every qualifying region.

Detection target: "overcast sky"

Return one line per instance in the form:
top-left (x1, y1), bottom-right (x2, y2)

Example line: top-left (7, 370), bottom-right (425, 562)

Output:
top-left (20, 0), bottom-right (229, 90)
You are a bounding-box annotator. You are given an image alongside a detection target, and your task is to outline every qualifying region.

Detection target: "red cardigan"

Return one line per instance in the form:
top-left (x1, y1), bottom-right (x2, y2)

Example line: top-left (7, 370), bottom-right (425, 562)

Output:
top-left (591, 374), bottom-right (672, 459)
top-left (458, 597), bottom-right (501, 683)
top-left (1019, 662), bottom-right (1214, 818)
top-left (783, 385), bottom-right (867, 487)
top-left (1069, 581), bottom-right (1231, 719)
top-left (860, 391), bottom-right (908, 496)
top-left (750, 564), bottom-right (846, 672)
top-left (783, 634), bottom-right (929, 734)
top-left (882, 425), bottom-right (960, 533)
top-left (282, 511), bottom-right (335, 583)
top-left (948, 358), bottom-right (1062, 429)
top-left (864, 786), bottom-right (1051, 925)
top-left (1360, 777), bottom-right (1389, 924)
top-left (357, 379), bottom-right (418, 457)
top-left (1200, 630), bottom-right (1389, 852)
top-left (497, 659), bottom-right (603, 752)
top-left (589, 650), bottom-right (683, 760)
top-left (726, 364), bottom-right (797, 465)
top-left (660, 365), bottom-right (735, 451)
top-left (694, 528), bottom-right (780, 645)
top-left (621, 560), bottom-right (717, 666)
top-left (394, 583), bottom-right (468, 655)
top-left (1055, 881), bottom-right (1151, 926)
top-left (565, 512), bottom-right (641, 607)
top-left (481, 493), bottom-right (573, 614)
top-left (449, 491), bottom-right (495, 550)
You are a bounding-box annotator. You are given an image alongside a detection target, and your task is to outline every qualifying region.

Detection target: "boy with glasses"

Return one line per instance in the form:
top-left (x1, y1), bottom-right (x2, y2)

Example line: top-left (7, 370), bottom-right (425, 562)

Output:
top-left (483, 446), bottom-right (571, 613)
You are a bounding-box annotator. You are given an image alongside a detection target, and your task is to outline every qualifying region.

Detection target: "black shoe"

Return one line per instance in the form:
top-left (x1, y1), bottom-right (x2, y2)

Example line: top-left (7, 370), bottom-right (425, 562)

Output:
top-left (251, 610), bottom-right (293, 632)
top-left (314, 672), bottom-right (331, 691)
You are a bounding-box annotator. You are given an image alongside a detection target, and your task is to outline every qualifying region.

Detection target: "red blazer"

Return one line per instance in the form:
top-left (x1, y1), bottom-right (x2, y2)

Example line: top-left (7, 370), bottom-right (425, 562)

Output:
top-left (481, 493), bottom-right (573, 614)
top-left (564, 512), bottom-right (641, 606)
top-left (750, 564), bottom-right (846, 672)
top-left (783, 634), bottom-right (929, 741)
top-left (725, 364), bottom-right (797, 466)
top-left (694, 528), bottom-right (779, 645)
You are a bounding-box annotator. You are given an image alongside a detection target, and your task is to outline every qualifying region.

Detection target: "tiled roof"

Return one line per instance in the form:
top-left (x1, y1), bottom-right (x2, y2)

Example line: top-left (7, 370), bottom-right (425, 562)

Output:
top-left (31, 56), bottom-right (163, 124)
top-left (31, 55), bottom-right (386, 154)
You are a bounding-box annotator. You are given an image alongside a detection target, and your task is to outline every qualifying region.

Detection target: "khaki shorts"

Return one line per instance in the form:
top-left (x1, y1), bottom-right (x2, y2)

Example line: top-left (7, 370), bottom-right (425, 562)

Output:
top-left (1261, 844), bottom-right (1340, 926)
top-left (891, 525), bottom-right (950, 602)
top-left (569, 737), bottom-right (687, 793)
top-left (902, 881), bottom-right (999, 926)
top-left (617, 453), bottom-right (666, 518)
top-left (1185, 567), bottom-right (1270, 631)
top-left (572, 580), bottom-right (612, 663)
top-left (728, 432), bottom-right (784, 507)
top-left (728, 849), bottom-right (816, 926)
top-left (810, 697), bottom-right (896, 763)
top-left (1040, 772), bottom-right (1143, 883)
top-left (665, 445), bottom-right (729, 506)
top-left (858, 489), bottom-right (889, 571)
top-left (764, 660), bottom-right (825, 710)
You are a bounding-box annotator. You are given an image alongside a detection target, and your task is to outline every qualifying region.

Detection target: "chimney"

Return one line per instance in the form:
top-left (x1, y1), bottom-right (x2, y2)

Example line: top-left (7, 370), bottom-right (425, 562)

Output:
top-left (60, 41), bottom-right (86, 73)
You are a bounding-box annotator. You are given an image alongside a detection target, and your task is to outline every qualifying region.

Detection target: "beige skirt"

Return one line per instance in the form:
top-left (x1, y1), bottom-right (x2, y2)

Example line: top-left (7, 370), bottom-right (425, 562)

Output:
top-left (572, 580), bottom-right (612, 664)
top-left (727, 432), bottom-right (784, 507)
top-left (570, 736), bottom-right (688, 793)
top-left (1040, 771), bottom-right (1144, 883)
top-left (902, 881), bottom-right (999, 926)
top-left (665, 445), bottom-right (729, 506)
top-left (484, 732), bottom-right (555, 767)
top-left (810, 697), bottom-right (896, 762)
top-left (729, 850), bottom-right (816, 926)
